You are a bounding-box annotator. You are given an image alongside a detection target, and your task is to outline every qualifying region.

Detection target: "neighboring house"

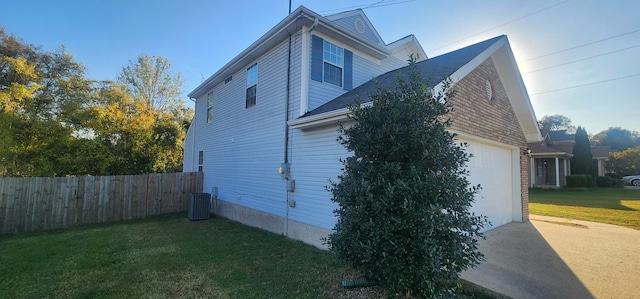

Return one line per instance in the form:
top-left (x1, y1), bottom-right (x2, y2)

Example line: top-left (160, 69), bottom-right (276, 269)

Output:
top-left (527, 130), bottom-right (610, 187)
top-left (183, 6), bottom-right (542, 248)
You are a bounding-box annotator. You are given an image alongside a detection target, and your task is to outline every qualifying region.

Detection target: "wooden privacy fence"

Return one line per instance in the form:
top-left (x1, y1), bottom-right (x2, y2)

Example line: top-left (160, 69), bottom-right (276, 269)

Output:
top-left (0, 172), bottom-right (203, 234)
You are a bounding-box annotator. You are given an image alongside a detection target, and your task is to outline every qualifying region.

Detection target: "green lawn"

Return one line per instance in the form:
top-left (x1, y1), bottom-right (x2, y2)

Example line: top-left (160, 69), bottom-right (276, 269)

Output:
top-left (0, 213), bottom-right (495, 299)
top-left (529, 188), bottom-right (640, 230)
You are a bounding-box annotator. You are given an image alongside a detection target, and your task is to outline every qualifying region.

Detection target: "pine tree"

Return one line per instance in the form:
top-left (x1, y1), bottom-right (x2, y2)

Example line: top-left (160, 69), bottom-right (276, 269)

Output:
top-left (571, 126), bottom-right (593, 176)
top-left (326, 59), bottom-right (488, 297)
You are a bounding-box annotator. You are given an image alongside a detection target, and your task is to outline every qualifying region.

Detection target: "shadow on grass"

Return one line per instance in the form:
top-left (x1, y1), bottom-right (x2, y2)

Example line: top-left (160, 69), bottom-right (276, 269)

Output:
top-left (529, 188), bottom-right (640, 211)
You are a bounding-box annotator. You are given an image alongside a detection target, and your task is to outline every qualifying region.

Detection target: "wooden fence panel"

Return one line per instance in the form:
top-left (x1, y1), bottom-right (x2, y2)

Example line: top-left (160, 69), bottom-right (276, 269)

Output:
top-left (0, 172), bottom-right (202, 234)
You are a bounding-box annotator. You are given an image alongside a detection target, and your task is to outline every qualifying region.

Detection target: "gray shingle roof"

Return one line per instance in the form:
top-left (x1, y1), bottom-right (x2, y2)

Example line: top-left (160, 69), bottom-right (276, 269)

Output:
top-left (547, 130), bottom-right (575, 142)
top-left (301, 35), bottom-right (505, 118)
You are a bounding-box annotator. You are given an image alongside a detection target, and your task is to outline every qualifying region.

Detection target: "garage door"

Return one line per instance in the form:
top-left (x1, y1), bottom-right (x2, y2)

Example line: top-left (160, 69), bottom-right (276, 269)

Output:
top-left (463, 139), bottom-right (516, 231)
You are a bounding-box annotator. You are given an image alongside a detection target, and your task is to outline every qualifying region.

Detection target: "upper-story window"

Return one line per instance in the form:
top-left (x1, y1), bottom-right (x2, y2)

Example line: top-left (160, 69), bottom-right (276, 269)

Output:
top-left (311, 35), bottom-right (352, 90)
top-left (246, 63), bottom-right (257, 108)
top-left (323, 41), bottom-right (343, 87)
top-left (206, 92), bottom-right (214, 123)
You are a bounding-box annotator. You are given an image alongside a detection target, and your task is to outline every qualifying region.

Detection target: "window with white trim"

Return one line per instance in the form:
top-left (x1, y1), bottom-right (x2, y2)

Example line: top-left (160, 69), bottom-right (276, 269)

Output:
top-left (198, 151), bottom-right (203, 172)
top-left (311, 35), bottom-right (352, 90)
top-left (206, 92), bottom-right (213, 123)
top-left (246, 63), bottom-right (257, 108)
top-left (323, 41), bottom-right (343, 87)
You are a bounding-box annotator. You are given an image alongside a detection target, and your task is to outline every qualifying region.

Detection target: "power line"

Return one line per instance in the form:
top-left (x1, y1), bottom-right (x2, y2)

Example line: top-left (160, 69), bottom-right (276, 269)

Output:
top-left (519, 28), bottom-right (640, 63)
top-left (319, 0), bottom-right (414, 14)
top-left (523, 44), bottom-right (640, 74)
top-left (529, 73), bottom-right (640, 96)
top-left (427, 0), bottom-right (570, 52)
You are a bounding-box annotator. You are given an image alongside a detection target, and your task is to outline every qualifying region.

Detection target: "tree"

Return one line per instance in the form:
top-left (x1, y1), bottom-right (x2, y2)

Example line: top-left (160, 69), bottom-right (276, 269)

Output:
top-left (571, 126), bottom-right (593, 176)
top-left (118, 55), bottom-right (183, 111)
top-left (607, 147), bottom-right (640, 176)
top-left (78, 82), bottom-right (190, 175)
top-left (538, 114), bottom-right (575, 133)
top-left (1, 27), bottom-right (91, 177)
top-left (593, 127), bottom-right (639, 152)
top-left (327, 60), bottom-right (487, 297)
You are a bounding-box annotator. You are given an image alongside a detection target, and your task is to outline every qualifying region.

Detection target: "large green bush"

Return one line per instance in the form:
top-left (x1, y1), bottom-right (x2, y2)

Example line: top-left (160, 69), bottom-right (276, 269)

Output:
top-left (327, 60), bottom-right (488, 298)
top-left (566, 174), bottom-right (592, 188)
top-left (595, 176), bottom-right (613, 188)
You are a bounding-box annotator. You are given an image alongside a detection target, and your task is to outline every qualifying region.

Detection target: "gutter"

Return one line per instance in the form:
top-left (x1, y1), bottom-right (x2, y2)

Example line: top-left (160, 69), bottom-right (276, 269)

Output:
top-left (288, 102), bottom-right (373, 130)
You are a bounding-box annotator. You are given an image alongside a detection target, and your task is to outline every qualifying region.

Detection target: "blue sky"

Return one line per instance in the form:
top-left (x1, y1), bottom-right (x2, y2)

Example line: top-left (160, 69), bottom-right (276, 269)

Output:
top-left (3, 0), bottom-right (639, 135)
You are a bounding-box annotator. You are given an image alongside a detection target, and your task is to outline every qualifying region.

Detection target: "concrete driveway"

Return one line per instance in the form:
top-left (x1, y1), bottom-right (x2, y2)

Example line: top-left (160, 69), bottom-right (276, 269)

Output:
top-left (461, 215), bottom-right (640, 299)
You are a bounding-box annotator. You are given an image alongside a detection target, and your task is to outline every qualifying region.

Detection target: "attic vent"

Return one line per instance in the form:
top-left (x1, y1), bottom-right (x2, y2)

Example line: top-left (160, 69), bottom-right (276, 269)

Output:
top-left (225, 76), bottom-right (233, 84)
top-left (485, 80), bottom-right (493, 101)
top-left (354, 18), bottom-right (365, 34)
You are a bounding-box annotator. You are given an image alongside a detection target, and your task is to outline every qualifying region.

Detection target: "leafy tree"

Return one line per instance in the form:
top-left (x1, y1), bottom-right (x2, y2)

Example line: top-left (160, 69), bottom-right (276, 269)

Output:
top-left (593, 127), bottom-right (639, 152)
top-left (571, 126), bottom-right (593, 176)
top-left (78, 82), bottom-right (190, 175)
top-left (1, 27), bottom-right (192, 177)
top-left (0, 27), bottom-right (88, 177)
top-left (118, 55), bottom-right (183, 111)
top-left (607, 147), bottom-right (640, 176)
top-left (327, 60), bottom-right (487, 298)
top-left (538, 114), bottom-right (575, 133)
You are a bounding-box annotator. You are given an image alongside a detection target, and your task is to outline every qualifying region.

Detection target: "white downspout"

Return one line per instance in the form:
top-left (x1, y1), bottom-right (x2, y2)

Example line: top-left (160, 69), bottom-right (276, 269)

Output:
top-left (300, 25), bottom-right (310, 116)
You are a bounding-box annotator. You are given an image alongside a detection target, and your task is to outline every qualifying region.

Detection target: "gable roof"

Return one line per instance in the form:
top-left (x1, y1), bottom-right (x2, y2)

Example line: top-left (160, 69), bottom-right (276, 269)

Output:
top-left (547, 130), bottom-right (575, 142)
top-left (301, 36), bottom-right (504, 118)
top-left (324, 9), bottom-right (385, 47)
top-left (290, 35), bottom-right (542, 143)
top-left (189, 5), bottom-right (392, 99)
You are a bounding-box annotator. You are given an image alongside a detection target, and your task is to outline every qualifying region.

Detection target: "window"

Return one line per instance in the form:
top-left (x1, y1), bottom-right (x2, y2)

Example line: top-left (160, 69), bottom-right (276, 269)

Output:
top-left (323, 41), bottom-right (343, 87)
top-left (198, 151), bottom-right (203, 172)
top-left (246, 63), bottom-right (257, 108)
top-left (311, 35), bottom-right (353, 90)
top-left (206, 92), bottom-right (213, 123)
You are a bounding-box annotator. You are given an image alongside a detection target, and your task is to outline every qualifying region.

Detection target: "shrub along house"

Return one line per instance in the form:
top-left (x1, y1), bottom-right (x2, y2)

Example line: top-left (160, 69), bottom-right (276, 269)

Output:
top-left (183, 6), bottom-right (542, 248)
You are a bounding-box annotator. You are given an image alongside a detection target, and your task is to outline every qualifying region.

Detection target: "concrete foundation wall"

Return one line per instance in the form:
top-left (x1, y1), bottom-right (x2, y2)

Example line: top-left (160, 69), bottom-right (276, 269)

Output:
top-left (214, 199), bottom-right (331, 250)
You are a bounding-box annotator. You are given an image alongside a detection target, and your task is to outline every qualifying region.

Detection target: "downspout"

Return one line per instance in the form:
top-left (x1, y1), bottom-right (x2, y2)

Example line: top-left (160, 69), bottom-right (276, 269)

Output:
top-left (283, 9), bottom-right (293, 237)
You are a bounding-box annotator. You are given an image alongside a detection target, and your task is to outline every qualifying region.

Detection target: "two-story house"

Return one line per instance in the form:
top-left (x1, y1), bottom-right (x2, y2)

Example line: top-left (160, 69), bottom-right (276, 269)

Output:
top-left (183, 6), bottom-right (541, 248)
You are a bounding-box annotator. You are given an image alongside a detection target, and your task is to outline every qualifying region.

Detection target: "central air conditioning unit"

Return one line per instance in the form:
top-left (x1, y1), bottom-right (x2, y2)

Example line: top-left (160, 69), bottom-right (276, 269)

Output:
top-left (188, 193), bottom-right (211, 221)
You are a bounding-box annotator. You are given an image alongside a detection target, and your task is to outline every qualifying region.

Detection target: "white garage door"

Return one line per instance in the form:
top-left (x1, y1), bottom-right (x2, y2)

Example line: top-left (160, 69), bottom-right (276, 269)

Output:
top-left (463, 139), bottom-right (516, 231)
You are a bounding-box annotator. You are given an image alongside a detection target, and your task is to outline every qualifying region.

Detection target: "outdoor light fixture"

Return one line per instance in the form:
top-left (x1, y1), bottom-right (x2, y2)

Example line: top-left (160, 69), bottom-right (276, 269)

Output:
top-left (523, 148), bottom-right (532, 156)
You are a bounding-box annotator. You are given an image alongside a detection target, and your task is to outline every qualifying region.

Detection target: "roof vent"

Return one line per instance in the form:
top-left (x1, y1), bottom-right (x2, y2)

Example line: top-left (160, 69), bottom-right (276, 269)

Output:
top-left (354, 18), bottom-right (365, 34)
top-left (485, 79), bottom-right (493, 101)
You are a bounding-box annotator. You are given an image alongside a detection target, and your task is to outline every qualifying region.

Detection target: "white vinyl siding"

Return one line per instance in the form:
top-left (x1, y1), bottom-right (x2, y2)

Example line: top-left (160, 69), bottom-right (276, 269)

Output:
top-left (193, 39), bottom-right (290, 218)
top-left (289, 125), bottom-right (348, 229)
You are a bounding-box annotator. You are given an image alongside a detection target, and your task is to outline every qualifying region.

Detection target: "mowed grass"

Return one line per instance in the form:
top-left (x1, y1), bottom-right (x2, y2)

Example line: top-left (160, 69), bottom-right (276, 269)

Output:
top-left (529, 188), bottom-right (640, 230)
top-left (0, 213), bottom-right (496, 299)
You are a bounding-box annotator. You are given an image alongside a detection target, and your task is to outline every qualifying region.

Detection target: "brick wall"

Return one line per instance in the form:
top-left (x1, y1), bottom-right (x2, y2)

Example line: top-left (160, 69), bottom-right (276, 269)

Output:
top-left (447, 57), bottom-right (529, 221)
